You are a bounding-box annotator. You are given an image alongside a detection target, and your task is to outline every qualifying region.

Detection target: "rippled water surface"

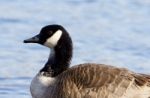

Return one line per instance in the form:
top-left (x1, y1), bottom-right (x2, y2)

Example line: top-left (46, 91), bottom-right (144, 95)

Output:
top-left (0, 0), bottom-right (150, 98)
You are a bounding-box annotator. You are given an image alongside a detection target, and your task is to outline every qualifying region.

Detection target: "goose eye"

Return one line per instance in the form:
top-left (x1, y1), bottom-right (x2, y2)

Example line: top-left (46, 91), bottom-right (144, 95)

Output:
top-left (49, 31), bottom-right (53, 35)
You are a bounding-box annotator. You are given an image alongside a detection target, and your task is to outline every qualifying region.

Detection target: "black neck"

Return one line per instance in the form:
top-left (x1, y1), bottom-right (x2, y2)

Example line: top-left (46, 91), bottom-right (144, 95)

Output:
top-left (40, 32), bottom-right (72, 77)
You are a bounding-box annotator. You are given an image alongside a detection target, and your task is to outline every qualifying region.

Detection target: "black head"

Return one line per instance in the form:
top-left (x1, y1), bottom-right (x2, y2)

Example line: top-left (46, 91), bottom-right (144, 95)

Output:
top-left (24, 24), bottom-right (70, 48)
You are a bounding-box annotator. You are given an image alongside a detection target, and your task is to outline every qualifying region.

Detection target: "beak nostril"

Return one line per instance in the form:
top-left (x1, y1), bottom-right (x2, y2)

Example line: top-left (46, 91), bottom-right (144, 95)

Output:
top-left (32, 37), bottom-right (36, 40)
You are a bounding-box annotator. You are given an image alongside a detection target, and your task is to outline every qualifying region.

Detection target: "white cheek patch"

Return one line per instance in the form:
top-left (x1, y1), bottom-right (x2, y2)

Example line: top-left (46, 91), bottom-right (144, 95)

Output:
top-left (44, 30), bottom-right (62, 48)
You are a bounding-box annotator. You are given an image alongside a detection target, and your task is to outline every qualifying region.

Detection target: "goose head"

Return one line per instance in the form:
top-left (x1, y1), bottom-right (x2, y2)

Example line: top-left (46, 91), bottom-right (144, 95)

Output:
top-left (24, 24), bottom-right (72, 49)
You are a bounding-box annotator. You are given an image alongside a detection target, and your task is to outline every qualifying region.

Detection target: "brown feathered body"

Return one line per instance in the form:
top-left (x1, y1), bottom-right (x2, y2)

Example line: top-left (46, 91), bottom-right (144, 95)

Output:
top-left (32, 63), bottom-right (150, 98)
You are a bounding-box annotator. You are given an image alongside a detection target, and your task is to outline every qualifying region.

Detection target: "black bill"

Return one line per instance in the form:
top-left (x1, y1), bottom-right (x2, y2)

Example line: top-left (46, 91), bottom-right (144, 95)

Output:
top-left (24, 35), bottom-right (40, 43)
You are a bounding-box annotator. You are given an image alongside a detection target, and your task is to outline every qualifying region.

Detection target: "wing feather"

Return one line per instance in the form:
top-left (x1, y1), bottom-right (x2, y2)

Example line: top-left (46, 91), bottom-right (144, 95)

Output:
top-left (57, 63), bottom-right (150, 98)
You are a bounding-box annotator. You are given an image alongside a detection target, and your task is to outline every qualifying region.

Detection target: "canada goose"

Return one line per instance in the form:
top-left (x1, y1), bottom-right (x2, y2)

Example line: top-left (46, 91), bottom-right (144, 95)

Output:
top-left (24, 24), bottom-right (150, 98)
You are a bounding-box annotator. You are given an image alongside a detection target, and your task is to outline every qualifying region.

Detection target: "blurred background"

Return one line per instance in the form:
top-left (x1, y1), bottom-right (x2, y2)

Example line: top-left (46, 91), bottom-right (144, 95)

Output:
top-left (0, 0), bottom-right (150, 98)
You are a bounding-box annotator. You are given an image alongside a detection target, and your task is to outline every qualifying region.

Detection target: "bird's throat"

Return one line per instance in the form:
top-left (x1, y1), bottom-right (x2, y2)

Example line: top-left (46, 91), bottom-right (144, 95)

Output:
top-left (40, 45), bottom-right (72, 77)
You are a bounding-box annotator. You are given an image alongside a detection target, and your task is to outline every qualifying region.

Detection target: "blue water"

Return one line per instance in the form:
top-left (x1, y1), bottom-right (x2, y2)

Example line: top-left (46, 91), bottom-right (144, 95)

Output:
top-left (0, 0), bottom-right (150, 98)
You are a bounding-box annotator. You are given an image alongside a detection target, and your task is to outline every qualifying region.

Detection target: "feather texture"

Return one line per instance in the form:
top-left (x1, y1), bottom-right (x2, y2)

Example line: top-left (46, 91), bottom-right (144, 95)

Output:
top-left (35, 63), bottom-right (150, 98)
